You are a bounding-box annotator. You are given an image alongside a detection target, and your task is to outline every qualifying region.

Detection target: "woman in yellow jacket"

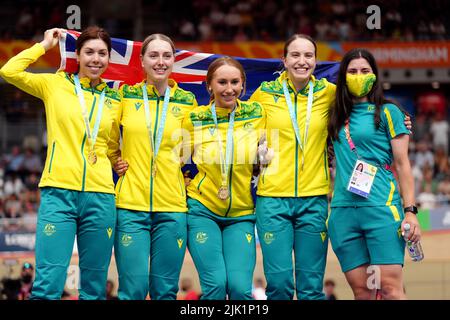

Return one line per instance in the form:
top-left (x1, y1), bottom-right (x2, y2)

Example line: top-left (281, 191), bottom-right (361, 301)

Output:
top-left (183, 57), bottom-right (265, 299)
top-left (0, 27), bottom-right (122, 299)
top-left (250, 34), bottom-right (335, 300)
top-left (112, 34), bottom-right (197, 300)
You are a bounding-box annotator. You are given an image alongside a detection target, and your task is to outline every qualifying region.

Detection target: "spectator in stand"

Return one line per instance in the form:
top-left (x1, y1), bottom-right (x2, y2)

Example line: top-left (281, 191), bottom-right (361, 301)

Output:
top-left (0, 262), bottom-right (34, 300)
top-left (437, 174), bottom-right (450, 205)
top-left (22, 148), bottom-right (43, 175)
top-left (417, 165), bottom-right (439, 209)
top-left (3, 174), bottom-right (24, 197)
top-left (6, 90), bottom-right (29, 122)
top-left (3, 193), bottom-right (23, 231)
top-left (410, 158), bottom-right (423, 200)
top-left (415, 140), bottom-right (435, 170)
top-left (429, 18), bottom-right (447, 40)
top-left (17, 262), bottom-right (34, 300)
top-left (4, 146), bottom-right (25, 175)
top-left (417, 184), bottom-right (437, 209)
top-left (430, 113), bottom-right (449, 155)
top-left (434, 146), bottom-right (450, 181)
top-left (421, 164), bottom-right (439, 195)
top-left (1, 0), bottom-right (450, 42)
top-left (412, 112), bottom-right (430, 143)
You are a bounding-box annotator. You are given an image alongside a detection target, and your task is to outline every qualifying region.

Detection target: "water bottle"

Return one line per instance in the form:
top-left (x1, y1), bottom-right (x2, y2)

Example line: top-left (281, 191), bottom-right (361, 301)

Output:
top-left (403, 223), bottom-right (424, 262)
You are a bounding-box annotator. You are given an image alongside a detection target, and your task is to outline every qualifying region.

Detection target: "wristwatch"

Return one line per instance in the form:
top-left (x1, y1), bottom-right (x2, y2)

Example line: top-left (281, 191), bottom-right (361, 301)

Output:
top-left (404, 205), bottom-right (418, 214)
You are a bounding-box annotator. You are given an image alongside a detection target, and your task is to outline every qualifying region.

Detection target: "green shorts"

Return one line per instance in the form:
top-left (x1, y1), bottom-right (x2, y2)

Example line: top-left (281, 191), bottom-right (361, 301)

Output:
top-left (328, 204), bottom-right (406, 273)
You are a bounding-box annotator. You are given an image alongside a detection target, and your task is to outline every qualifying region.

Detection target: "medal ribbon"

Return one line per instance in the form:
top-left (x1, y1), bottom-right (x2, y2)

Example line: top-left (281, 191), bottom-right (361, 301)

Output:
top-left (344, 119), bottom-right (391, 170)
top-left (143, 84), bottom-right (170, 171)
top-left (74, 74), bottom-right (105, 155)
top-left (211, 102), bottom-right (236, 189)
top-left (282, 80), bottom-right (314, 170)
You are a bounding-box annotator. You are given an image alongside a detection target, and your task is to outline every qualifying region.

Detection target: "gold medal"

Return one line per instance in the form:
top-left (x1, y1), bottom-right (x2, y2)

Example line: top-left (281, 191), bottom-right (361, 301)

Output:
top-left (88, 150), bottom-right (97, 165)
top-left (217, 186), bottom-right (229, 200)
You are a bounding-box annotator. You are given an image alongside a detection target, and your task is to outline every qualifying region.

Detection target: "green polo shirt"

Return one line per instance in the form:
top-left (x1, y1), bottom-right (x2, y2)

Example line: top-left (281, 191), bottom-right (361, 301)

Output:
top-left (331, 102), bottom-right (409, 207)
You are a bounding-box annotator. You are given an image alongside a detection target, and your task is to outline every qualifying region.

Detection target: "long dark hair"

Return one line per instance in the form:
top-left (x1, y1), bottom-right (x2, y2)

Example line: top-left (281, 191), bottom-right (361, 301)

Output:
top-left (283, 34), bottom-right (317, 58)
top-left (328, 48), bottom-right (397, 141)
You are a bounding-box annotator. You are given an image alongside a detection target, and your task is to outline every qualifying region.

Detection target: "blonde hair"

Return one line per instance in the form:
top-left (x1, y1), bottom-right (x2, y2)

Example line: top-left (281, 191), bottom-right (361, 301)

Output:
top-left (206, 56), bottom-right (246, 98)
top-left (141, 33), bottom-right (176, 55)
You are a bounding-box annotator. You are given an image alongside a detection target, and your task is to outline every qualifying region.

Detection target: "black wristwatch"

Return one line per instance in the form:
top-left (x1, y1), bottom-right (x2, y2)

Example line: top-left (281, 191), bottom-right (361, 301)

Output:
top-left (404, 205), bottom-right (418, 214)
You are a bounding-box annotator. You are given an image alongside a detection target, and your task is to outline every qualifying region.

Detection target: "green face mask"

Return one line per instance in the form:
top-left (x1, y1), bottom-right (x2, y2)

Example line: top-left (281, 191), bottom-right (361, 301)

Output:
top-left (346, 73), bottom-right (376, 98)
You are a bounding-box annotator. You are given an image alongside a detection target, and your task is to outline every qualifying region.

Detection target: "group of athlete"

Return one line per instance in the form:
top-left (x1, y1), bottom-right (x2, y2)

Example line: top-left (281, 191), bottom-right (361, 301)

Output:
top-left (0, 26), bottom-right (421, 300)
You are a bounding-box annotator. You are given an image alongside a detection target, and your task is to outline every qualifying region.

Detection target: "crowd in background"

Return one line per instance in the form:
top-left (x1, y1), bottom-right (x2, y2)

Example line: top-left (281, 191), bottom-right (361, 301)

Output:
top-left (0, 0), bottom-right (448, 42)
top-left (171, 0), bottom-right (449, 42)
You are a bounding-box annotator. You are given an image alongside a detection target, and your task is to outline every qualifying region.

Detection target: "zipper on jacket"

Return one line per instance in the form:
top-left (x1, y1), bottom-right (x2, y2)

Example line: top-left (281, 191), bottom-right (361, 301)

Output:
top-left (81, 95), bottom-right (97, 191)
top-left (178, 172), bottom-right (185, 196)
top-left (224, 142), bottom-right (235, 217)
top-left (116, 173), bottom-right (126, 202)
top-left (48, 141), bottom-right (56, 173)
top-left (197, 172), bottom-right (207, 194)
top-left (224, 164), bottom-right (233, 216)
top-left (149, 91), bottom-right (160, 212)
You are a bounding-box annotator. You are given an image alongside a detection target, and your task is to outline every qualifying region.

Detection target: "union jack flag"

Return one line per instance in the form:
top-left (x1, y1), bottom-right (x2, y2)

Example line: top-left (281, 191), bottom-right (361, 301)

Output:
top-left (59, 30), bottom-right (339, 206)
top-left (59, 30), bottom-right (339, 105)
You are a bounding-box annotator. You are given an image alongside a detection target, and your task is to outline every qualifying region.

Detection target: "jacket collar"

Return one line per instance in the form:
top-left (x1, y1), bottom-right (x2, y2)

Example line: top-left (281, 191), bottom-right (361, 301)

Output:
top-left (68, 72), bottom-right (108, 91)
top-left (277, 71), bottom-right (316, 95)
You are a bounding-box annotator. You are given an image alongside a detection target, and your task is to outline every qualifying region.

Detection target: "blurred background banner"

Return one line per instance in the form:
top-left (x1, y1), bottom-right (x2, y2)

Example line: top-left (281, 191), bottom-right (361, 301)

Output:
top-left (3, 40), bottom-right (449, 68)
top-left (0, 232), bottom-right (35, 252)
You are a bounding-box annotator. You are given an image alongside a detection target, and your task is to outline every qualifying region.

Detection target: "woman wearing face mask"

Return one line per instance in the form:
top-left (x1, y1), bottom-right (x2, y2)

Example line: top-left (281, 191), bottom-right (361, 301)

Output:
top-left (327, 48), bottom-right (420, 300)
top-left (0, 27), bottom-right (121, 300)
top-left (112, 34), bottom-right (198, 300)
top-left (182, 57), bottom-right (265, 300)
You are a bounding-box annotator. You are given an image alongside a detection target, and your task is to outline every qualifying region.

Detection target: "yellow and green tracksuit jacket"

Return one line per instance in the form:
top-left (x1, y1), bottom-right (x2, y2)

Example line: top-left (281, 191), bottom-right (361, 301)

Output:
top-left (250, 71), bottom-right (336, 197)
top-left (0, 43), bottom-right (122, 194)
top-left (183, 100), bottom-right (266, 217)
top-left (115, 80), bottom-right (197, 212)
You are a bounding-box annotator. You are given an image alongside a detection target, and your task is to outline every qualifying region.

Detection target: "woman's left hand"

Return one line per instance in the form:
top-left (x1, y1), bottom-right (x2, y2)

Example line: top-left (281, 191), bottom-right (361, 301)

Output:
top-left (401, 212), bottom-right (422, 243)
top-left (114, 157), bottom-right (129, 176)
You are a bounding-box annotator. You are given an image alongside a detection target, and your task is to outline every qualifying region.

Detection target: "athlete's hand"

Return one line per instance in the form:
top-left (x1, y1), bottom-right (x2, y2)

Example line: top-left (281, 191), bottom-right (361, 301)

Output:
top-left (40, 28), bottom-right (65, 52)
top-left (114, 157), bottom-right (129, 176)
top-left (257, 140), bottom-right (274, 165)
top-left (404, 115), bottom-right (412, 132)
top-left (401, 213), bottom-right (421, 243)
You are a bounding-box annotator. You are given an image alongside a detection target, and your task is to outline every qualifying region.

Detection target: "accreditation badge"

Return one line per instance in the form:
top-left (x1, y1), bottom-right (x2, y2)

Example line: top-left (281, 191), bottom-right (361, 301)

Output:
top-left (347, 160), bottom-right (377, 198)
